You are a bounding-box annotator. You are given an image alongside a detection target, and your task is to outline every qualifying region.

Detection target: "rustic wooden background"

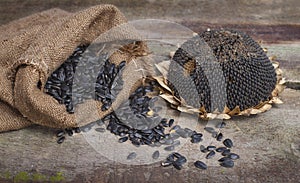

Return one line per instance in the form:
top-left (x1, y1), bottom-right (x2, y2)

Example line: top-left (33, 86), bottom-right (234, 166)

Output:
top-left (0, 0), bottom-right (299, 182)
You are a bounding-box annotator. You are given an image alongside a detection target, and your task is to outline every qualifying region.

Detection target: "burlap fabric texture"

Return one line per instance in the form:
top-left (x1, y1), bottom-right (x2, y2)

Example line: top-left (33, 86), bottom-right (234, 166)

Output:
top-left (0, 5), bottom-right (152, 132)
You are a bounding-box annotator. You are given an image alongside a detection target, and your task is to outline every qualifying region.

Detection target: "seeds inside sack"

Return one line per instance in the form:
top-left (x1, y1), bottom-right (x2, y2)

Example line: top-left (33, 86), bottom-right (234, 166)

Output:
top-left (44, 44), bottom-right (125, 114)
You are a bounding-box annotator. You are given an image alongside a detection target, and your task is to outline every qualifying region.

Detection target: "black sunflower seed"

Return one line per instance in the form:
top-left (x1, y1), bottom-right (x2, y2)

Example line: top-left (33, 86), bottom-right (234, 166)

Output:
top-left (216, 133), bottom-right (223, 141)
top-left (168, 119), bottom-right (175, 127)
top-left (80, 126), bottom-right (92, 133)
top-left (220, 159), bottom-right (234, 168)
top-left (164, 145), bottom-right (175, 151)
top-left (127, 152), bottom-right (137, 160)
top-left (223, 138), bottom-right (233, 148)
top-left (175, 156), bottom-right (187, 165)
top-left (218, 157), bottom-right (231, 162)
top-left (56, 130), bottom-right (65, 138)
top-left (152, 150), bottom-right (160, 159)
top-left (228, 153), bottom-right (240, 160)
top-left (176, 128), bottom-right (189, 138)
top-left (172, 152), bottom-right (182, 158)
top-left (191, 133), bottom-right (203, 143)
top-left (194, 161), bottom-right (207, 170)
top-left (173, 161), bottom-right (182, 170)
top-left (206, 150), bottom-right (216, 159)
top-left (204, 127), bottom-right (215, 133)
top-left (167, 153), bottom-right (175, 162)
top-left (118, 136), bottom-right (128, 143)
top-left (57, 136), bottom-right (65, 144)
top-left (95, 128), bottom-right (105, 133)
top-left (222, 149), bottom-right (231, 156)
top-left (207, 146), bottom-right (216, 151)
top-left (216, 147), bottom-right (227, 153)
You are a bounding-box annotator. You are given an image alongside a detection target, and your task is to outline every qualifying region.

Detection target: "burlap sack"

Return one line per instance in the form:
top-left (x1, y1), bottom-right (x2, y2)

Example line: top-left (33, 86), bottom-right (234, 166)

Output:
top-left (0, 5), bottom-right (152, 132)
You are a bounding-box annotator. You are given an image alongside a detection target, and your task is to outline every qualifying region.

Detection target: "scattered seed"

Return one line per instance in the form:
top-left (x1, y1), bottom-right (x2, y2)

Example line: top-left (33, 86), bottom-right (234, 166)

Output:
top-left (173, 161), bottom-right (182, 170)
top-left (216, 147), bottom-right (227, 153)
top-left (80, 126), bottom-right (92, 132)
top-left (222, 149), bottom-right (231, 156)
top-left (216, 133), bottom-right (223, 141)
top-left (194, 161), bottom-right (207, 170)
top-left (127, 152), bottom-right (137, 160)
top-left (167, 153), bottom-right (175, 162)
top-left (223, 138), bottom-right (233, 148)
top-left (56, 130), bottom-right (65, 138)
top-left (118, 136), bottom-right (129, 143)
top-left (57, 136), bottom-right (65, 144)
top-left (220, 159), bottom-right (234, 168)
top-left (207, 146), bottom-right (216, 151)
top-left (204, 127), bottom-right (215, 133)
top-left (152, 150), bottom-right (160, 159)
top-left (206, 150), bottom-right (216, 159)
top-left (218, 157), bottom-right (231, 162)
top-left (95, 128), bottom-right (106, 133)
top-left (191, 133), bottom-right (202, 143)
top-left (172, 152), bottom-right (182, 158)
top-left (168, 119), bottom-right (175, 127)
top-left (175, 156), bottom-right (187, 165)
top-left (176, 128), bottom-right (188, 138)
top-left (228, 153), bottom-right (240, 160)
top-left (164, 145), bottom-right (175, 151)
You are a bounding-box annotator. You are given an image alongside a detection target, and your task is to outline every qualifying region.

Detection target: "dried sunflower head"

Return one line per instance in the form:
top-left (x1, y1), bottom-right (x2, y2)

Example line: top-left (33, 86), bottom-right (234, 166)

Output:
top-left (157, 29), bottom-right (282, 118)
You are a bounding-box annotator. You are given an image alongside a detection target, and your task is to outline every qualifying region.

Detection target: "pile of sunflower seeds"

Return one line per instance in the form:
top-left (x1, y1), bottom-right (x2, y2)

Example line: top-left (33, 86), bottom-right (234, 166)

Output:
top-left (45, 44), bottom-right (125, 113)
top-left (49, 45), bottom-right (239, 170)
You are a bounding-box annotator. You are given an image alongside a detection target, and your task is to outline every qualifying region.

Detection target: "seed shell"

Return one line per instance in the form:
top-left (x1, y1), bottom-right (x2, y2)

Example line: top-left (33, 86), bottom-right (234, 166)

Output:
top-left (57, 136), bottom-right (65, 144)
top-left (194, 161), bottom-right (207, 170)
top-left (152, 150), bottom-right (160, 159)
top-left (127, 152), bottom-right (137, 160)
top-left (223, 138), bottom-right (233, 148)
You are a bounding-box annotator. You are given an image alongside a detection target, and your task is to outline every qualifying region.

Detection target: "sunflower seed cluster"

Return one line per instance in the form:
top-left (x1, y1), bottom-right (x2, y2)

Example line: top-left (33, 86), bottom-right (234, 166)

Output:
top-left (55, 79), bottom-right (240, 170)
top-left (168, 29), bottom-right (277, 112)
top-left (50, 41), bottom-right (242, 171)
top-left (45, 45), bottom-right (125, 113)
